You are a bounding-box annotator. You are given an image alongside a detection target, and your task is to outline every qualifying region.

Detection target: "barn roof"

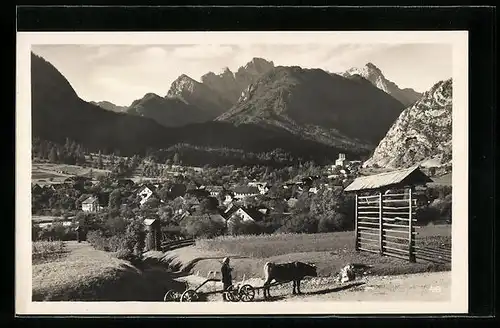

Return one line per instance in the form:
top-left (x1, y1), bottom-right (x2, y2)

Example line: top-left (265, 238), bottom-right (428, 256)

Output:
top-left (233, 185), bottom-right (260, 194)
top-left (344, 166), bottom-right (432, 192)
top-left (82, 196), bottom-right (98, 204)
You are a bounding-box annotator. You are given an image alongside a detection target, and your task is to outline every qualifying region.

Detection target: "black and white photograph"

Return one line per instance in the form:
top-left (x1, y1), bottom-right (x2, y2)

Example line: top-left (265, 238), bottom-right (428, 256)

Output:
top-left (16, 31), bottom-right (468, 315)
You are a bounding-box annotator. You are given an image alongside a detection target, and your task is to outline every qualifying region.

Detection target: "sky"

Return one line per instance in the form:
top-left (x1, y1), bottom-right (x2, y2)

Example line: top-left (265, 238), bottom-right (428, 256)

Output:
top-left (31, 43), bottom-right (452, 106)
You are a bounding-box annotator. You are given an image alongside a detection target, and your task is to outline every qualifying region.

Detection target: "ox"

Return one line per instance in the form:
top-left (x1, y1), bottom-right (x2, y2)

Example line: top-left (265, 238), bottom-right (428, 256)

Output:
top-left (262, 261), bottom-right (318, 299)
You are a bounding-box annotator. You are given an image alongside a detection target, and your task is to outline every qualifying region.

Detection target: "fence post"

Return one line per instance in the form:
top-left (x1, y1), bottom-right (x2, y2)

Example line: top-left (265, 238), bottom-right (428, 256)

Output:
top-left (379, 192), bottom-right (383, 255)
top-left (408, 188), bottom-right (416, 263)
top-left (354, 193), bottom-right (359, 251)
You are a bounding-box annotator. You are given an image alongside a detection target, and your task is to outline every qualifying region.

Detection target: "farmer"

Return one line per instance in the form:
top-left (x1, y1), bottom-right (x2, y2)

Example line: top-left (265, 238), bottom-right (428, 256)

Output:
top-left (221, 257), bottom-right (233, 301)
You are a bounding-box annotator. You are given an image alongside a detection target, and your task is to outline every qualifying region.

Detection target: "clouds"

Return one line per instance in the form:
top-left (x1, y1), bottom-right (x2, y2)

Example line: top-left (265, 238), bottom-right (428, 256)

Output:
top-left (32, 43), bottom-right (452, 105)
top-left (171, 44), bottom-right (234, 59)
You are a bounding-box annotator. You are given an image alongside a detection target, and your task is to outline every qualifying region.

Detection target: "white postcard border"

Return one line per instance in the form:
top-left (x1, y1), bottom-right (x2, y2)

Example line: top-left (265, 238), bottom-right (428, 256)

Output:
top-left (16, 31), bottom-right (469, 315)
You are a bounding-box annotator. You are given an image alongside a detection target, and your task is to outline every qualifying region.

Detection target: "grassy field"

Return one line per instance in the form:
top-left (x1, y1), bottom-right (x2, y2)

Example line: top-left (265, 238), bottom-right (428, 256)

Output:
top-left (32, 241), bottom-right (68, 264)
top-left (31, 163), bottom-right (111, 184)
top-left (32, 241), bottom-right (186, 301)
top-left (149, 224), bottom-right (452, 282)
top-left (428, 172), bottom-right (452, 186)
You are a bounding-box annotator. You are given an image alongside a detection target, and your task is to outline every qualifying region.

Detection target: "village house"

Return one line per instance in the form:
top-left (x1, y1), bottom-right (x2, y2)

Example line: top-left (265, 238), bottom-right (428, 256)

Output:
top-left (173, 195), bottom-right (201, 214)
top-left (308, 187), bottom-right (319, 194)
top-left (222, 203), bottom-right (240, 219)
top-left (137, 184), bottom-right (158, 206)
top-left (248, 181), bottom-right (270, 195)
top-left (205, 185), bottom-right (224, 197)
top-left (221, 192), bottom-right (234, 206)
top-left (185, 188), bottom-right (210, 200)
top-left (232, 185), bottom-right (260, 200)
top-left (226, 206), bottom-right (266, 226)
top-left (81, 195), bottom-right (104, 212)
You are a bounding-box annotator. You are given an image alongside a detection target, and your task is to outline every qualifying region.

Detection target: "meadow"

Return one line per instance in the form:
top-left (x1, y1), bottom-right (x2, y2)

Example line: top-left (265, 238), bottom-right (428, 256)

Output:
top-left (149, 224), bottom-right (452, 282)
top-left (32, 241), bottom-right (186, 301)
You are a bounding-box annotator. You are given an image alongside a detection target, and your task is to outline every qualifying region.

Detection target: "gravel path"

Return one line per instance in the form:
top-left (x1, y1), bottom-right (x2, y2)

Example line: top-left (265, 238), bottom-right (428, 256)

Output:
top-left (173, 271), bottom-right (450, 302)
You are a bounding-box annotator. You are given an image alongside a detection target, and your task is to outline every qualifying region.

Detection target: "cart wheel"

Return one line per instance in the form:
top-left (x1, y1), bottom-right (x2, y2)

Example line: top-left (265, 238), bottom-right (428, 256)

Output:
top-left (238, 284), bottom-right (255, 302)
top-left (224, 285), bottom-right (240, 302)
top-left (180, 289), bottom-right (199, 302)
top-left (163, 290), bottom-right (180, 302)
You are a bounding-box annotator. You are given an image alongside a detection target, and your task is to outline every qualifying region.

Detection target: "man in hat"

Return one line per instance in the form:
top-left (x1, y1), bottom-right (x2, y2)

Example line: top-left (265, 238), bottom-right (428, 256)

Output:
top-left (221, 257), bottom-right (233, 301)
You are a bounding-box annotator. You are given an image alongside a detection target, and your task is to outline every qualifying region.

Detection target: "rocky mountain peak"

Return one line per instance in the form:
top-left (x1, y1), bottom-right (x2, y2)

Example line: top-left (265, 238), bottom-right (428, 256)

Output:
top-left (365, 62), bottom-right (381, 71)
top-left (166, 74), bottom-right (198, 97)
top-left (200, 58), bottom-right (275, 105)
top-left (240, 57), bottom-right (275, 73)
top-left (342, 63), bottom-right (422, 106)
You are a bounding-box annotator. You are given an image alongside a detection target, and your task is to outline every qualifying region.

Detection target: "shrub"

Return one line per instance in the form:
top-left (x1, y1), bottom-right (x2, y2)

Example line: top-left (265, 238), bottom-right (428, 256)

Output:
top-left (317, 217), bottom-right (336, 233)
top-left (87, 230), bottom-right (110, 251)
top-left (32, 224), bottom-right (42, 241)
top-left (280, 214), bottom-right (318, 234)
top-left (430, 193), bottom-right (452, 221)
top-left (114, 248), bottom-right (134, 261)
top-left (107, 234), bottom-right (127, 252)
top-left (228, 220), bottom-right (262, 236)
top-left (124, 219), bottom-right (146, 256)
top-left (416, 206), bottom-right (441, 225)
top-left (105, 216), bottom-right (128, 236)
top-left (181, 216), bottom-right (226, 239)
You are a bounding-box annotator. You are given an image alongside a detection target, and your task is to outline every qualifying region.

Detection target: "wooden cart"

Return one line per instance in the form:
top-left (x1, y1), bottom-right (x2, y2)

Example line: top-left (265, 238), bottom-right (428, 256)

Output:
top-left (163, 278), bottom-right (256, 302)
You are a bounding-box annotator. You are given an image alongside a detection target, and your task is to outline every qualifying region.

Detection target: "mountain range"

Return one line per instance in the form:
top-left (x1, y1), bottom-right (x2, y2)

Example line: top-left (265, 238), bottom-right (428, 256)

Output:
top-left (30, 53), bottom-right (357, 162)
top-left (31, 51), bottom-right (450, 167)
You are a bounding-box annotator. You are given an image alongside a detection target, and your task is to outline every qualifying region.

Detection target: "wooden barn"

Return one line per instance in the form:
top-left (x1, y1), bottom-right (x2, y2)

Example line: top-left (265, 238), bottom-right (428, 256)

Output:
top-left (143, 218), bottom-right (162, 251)
top-left (344, 166), bottom-right (433, 262)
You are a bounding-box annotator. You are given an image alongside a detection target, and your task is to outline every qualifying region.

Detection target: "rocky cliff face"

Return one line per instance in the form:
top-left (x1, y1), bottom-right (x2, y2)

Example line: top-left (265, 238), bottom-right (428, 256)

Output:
top-left (363, 78), bottom-right (452, 169)
top-left (200, 68), bottom-right (241, 104)
top-left (201, 58), bottom-right (275, 105)
top-left (341, 63), bottom-right (422, 106)
top-left (166, 74), bottom-right (232, 117)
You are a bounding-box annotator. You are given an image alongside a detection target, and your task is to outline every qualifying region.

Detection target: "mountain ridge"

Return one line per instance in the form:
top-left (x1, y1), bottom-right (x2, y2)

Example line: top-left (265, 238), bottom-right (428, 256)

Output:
top-left (217, 65), bottom-right (406, 150)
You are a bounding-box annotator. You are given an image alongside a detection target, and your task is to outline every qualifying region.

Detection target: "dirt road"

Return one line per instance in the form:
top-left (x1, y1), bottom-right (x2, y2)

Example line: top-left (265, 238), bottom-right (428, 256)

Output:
top-left (175, 271), bottom-right (450, 302)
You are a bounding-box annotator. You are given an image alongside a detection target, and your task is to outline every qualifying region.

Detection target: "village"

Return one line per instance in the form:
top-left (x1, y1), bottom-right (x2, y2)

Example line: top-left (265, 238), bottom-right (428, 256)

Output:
top-left (31, 152), bottom-right (369, 245)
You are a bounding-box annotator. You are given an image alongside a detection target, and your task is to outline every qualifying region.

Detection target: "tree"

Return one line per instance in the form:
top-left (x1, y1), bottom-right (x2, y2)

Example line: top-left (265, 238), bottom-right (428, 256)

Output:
top-left (124, 219), bottom-right (146, 256)
top-left (198, 197), bottom-right (218, 214)
top-left (97, 151), bottom-right (103, 169)
top-left (310, 188), bottom-right (354, 232)
top-left (49, 147), bottom-right (59, 163)
top-left (173, 153), bottom-right (180, 165)
top-left (108, 189), bottom-right (122, 209)
top-left (282, 214), bottom-right (318, 233)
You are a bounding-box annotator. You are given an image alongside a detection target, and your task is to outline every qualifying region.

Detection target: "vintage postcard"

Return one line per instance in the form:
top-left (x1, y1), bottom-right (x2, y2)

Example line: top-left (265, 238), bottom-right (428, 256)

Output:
top-left (16, 31), bottom-right (468, 315)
